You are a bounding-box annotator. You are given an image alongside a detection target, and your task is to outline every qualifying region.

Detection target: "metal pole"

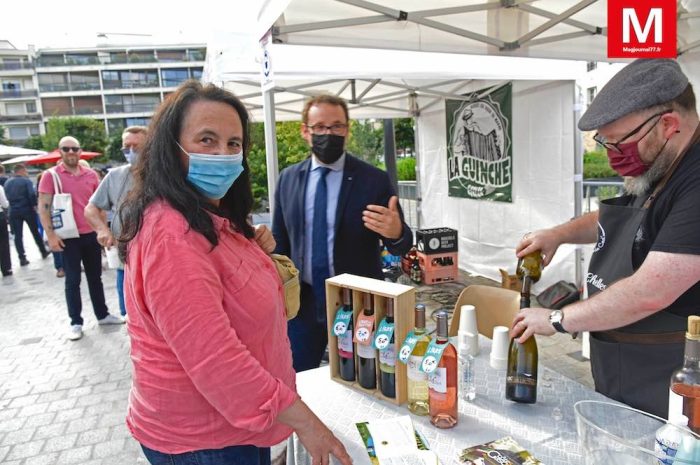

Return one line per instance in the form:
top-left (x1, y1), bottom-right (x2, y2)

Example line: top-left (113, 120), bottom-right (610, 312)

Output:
top-left (383, 119), bottom-right (398, 193)
top-left (262, 88), bottom-right (279, 214)
top-left (573, 85), bottom-right (584, 289)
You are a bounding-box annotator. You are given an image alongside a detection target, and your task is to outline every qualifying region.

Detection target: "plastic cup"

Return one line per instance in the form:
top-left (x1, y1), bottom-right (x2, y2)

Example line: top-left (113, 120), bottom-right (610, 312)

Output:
top-left (105, 246), bottom-right (121, 269)
top-left (490, 325), bottom-right (509, 370)
top-left (574, 400), bottom-right (700, 464)
top-left (459, 304), bottom-right (478, 334)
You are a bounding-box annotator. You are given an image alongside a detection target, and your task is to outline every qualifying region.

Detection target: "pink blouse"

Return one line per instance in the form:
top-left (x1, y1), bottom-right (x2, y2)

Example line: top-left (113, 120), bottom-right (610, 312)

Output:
top-left (125, 201), bottom-right (298, 453)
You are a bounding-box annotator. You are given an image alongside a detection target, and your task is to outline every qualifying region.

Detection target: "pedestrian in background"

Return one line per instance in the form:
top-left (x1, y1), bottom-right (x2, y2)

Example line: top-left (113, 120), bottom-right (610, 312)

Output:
top-left (0, 184), bottom-right (11, 276)
top-left (4, 164), bottom-right (50, 266)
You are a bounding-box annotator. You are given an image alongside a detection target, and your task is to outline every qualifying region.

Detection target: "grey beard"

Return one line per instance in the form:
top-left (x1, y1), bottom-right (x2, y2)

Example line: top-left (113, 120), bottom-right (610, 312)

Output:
top-left (624, 144), bottom-right (675, 196)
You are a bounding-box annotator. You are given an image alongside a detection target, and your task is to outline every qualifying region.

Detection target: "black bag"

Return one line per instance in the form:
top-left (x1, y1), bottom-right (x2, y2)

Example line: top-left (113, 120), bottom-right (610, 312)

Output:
top-left (537, 281), bottom-right (580, 309)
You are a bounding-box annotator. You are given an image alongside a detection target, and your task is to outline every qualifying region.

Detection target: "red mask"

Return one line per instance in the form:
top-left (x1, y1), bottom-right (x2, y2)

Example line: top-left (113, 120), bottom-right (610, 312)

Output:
top-left (607, 141), bottom-right (650, 177)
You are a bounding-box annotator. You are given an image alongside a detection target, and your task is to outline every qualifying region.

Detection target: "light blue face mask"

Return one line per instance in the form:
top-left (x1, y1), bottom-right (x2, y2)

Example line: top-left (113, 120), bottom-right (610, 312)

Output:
top-left (176, 142), bottom-right (245, 200)
top-left (121, 148), bottom-right (137, 165)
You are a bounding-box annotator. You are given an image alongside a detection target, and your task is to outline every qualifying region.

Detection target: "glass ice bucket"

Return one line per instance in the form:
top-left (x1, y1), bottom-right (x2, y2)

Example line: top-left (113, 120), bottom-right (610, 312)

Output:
top-left (574, 400), bottom-right (700, 464)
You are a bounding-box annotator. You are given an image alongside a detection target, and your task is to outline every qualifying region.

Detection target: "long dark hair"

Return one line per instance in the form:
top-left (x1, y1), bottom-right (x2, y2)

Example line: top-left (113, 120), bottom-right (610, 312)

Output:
top-left (118, 80), bottom-right (254, 262)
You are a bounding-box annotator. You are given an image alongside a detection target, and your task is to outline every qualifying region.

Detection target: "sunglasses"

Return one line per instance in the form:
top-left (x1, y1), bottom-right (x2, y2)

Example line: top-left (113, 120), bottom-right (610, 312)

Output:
top-left (60, 146), bottom-right (81, 153)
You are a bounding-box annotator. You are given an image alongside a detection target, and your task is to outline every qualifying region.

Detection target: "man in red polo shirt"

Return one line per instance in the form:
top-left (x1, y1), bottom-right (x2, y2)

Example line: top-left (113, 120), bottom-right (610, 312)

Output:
top-left (38, 136), bottom-right (124, 341)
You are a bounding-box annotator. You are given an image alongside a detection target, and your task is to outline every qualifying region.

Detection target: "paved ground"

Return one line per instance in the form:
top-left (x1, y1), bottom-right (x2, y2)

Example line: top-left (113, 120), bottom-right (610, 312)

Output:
top-left (0, 225), bottom-right (593, 465)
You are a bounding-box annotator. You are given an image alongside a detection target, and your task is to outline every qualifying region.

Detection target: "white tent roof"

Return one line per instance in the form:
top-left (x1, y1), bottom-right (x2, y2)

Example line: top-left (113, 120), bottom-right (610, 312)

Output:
top-left (206, 38), bottom-right (586, 121)
top-left (0, 145), bottom-right (46, 161)
top-left (257, 0), bottom-right (700, 62)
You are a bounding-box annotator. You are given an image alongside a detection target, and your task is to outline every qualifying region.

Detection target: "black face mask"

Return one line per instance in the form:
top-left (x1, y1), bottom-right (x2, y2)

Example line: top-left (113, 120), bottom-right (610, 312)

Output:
top-left (311, 134), bottom-right (345, 164)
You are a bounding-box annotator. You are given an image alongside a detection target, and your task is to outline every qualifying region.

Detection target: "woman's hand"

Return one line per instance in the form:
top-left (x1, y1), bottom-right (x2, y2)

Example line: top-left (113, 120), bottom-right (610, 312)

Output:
top-left (278, 400), bottom-right (352, 465)
top-left (254, 224), bottom-right (276, 255)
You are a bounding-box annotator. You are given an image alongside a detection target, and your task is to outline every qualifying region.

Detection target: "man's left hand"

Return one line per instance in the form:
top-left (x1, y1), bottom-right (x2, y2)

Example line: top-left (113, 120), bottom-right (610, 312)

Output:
top-left (363, 196), bottom-right (402, 240)
top-left (511, 307), bottom-right (555, 343)
top-left (254, 224), bottom-right (276, 254)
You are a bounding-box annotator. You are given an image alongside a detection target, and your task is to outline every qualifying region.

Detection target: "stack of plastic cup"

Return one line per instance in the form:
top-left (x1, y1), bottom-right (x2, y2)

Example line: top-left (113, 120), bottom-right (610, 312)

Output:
top-left (458, 304), bottom-right (479, 356)
top-left (490, 326), bottom-right (510, 370)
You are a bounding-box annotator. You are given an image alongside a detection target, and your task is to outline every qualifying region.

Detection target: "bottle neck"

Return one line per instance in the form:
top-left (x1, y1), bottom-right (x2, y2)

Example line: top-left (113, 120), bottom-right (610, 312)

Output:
top-left (415, 326), bottom-right (426, 335)
top-left (520, 276), bottom-right (532, 309)
top-left (683, 337), bottom-right (700, 367)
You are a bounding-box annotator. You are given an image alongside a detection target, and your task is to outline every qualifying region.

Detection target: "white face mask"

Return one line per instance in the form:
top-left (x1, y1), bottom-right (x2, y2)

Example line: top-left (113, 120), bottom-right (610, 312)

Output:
top-left (121, 148), bottom-right (137, 164)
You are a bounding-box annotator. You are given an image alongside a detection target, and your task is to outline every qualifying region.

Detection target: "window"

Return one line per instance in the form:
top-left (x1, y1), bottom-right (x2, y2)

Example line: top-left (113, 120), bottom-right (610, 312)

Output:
top-left (108, 119), bottom-right (126, 133)
top-left (26, 102), bottom-right (36, 113)
top-left (70, 72), bottom-right (100, 90)
top-left (65, 54), bottom-right (98, 65)
top-left (29, 125), bottom-right (40, 136)
top-left (9, 126), bottom-right (29, 140)
top-left (587, 61), bottom-right (597, 72)
top-left (6, 103), bottom-right (25, 115)
top-left (126, 117), bottom-right (150, 127)
top-left (587, 87), bottom-right (597, 107)
top-left (39, 73), bottom-right (68, 92)
top-left (157, 50), bottom-right (186, 62)
top-left (161, 69), bottom-right (189, 87)
top-left (2, 58), bottom-right (21, 70)
top-left (191, 68), bottom-right (203, 81)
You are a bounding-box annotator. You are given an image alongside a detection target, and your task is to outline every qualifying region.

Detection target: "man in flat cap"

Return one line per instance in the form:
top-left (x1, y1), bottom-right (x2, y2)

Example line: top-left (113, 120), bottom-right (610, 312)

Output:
top-left (512, 59), bottom-right (700, 418)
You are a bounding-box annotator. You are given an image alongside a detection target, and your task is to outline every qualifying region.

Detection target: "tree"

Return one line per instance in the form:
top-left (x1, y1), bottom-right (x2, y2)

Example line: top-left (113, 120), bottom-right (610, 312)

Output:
top-left (105, 132), bottom-right (126, 162)
top-left (394, 118), bottom-right (415, 156)
top-left (346, 119), bottom-right (383, 165)
top-left (0, 125), bottom-right (7, 145)
top-left (23, 136), bottom-right (44, 150)
top-left (43, 117), bottom-right (108, 162)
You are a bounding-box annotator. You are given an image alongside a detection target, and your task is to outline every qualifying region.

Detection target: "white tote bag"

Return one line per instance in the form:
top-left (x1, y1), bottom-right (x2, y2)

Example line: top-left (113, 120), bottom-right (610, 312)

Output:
top-left (48, 169), bottom-right (80, 239)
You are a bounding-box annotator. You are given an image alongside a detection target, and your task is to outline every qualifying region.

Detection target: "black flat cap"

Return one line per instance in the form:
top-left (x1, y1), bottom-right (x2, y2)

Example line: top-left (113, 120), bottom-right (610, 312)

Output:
top-left (578, 59), bottom-right (689, 131)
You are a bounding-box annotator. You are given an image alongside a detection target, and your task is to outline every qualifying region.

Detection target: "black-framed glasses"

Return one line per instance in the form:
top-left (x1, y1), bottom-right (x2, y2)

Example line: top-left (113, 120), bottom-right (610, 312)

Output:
top-left (593, 109), bottom-right (672, 154)
top-left (306, 123), bottom-right (348, 135)
top-left (60, 146), bottom-right (81, 153)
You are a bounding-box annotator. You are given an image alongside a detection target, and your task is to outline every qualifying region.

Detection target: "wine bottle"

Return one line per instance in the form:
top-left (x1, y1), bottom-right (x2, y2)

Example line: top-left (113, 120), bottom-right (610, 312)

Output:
top-left (379, 299), bottom-right (396, 398)
top-left (357, 292), bottom-right (377, 390)
top-left (337, 288), bottom-right (355, 382)
top-left (410, 256), bottom-right (422, 284)
top-left (429, 311), bottom-right (458, 428)
top-left (408, 304), bottom-right (431, 415)
top-left (669, 316), bottom-right (700, 434)
top-left (505, 250), bottom-right (541, 404)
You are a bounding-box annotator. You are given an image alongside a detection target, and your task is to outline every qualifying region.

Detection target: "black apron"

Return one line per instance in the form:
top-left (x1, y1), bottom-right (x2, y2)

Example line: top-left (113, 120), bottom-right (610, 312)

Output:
top-left (588, 125), bottom-right (700, 419)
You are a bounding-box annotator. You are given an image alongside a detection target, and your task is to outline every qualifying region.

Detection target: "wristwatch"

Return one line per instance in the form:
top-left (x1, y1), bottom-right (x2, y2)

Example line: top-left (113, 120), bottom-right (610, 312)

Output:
top-left (549, 309), bottom-right (567, 333)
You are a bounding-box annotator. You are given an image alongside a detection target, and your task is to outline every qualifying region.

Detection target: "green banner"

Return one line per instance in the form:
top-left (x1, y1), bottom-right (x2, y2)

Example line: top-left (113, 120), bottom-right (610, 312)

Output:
top-left (446, 83), bottom-right (512, 202)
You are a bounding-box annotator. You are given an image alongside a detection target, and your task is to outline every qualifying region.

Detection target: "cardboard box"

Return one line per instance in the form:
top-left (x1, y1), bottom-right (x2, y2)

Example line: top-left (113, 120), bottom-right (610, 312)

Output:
top-left (416, 228), bottom-right (458, 254)
top-left (417, 251), bottom-right (458, 284)
top-left (325, 274), bottom-right (416, 405)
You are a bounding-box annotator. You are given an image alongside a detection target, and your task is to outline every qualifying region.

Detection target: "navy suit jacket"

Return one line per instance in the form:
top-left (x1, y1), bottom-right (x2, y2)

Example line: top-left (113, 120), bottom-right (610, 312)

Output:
top-left (272, 153), bottom-right (413, 286)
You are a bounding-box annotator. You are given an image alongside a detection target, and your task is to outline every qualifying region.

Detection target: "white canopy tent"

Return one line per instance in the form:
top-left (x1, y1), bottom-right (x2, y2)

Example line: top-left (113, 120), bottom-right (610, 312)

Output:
top-left (205, 0), bottom-right (700, 290)
top-left (0, 144), bottom-right (46, 162)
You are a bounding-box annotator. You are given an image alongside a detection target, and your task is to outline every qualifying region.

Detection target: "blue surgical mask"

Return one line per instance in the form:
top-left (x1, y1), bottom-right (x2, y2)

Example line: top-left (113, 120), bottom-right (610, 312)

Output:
top-left (121, 148), bottom-right (137, 164)
top-left (176, 142), bottom-right (244, 200)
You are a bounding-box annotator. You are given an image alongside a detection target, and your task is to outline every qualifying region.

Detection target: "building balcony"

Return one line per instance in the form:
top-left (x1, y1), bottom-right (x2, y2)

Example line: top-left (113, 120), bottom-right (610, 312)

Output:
top-left (43, 107), bottom-right (103, 117)
top-left (0, 89), bottom-right (38, 99)
top-left (0, 113), bottom-right (43, 122)
top-left (105, 103), bottom-right (158, 114)
top-left (0, 61), bottom-right (34, 71)
top-left (36, 56), bottom-right (101, 67)
top-left (102, 80), bottom-right (160, 90)
top-left (39, 82), bottom-right (101, 92)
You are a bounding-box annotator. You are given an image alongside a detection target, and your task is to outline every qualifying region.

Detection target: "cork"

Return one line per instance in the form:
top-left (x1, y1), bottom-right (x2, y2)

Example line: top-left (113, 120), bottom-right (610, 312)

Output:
top-left (688, 315), bottom-right (700, 340)
top-left (415, 304), bottom-right (426, 329)
top-left (342, 288), bottom-right (352, 306)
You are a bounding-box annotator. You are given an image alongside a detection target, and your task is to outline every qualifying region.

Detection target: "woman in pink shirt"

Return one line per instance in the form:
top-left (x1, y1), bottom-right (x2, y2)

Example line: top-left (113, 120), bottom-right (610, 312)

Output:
top-left (117, 81), bottom-right (351, 465)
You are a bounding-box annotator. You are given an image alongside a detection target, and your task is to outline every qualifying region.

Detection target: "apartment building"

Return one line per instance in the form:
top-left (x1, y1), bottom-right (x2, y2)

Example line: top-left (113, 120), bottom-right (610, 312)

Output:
top-left (0, 41), bottom-right (205, 144)
top-left (0, 41), bottom-right (42, 143)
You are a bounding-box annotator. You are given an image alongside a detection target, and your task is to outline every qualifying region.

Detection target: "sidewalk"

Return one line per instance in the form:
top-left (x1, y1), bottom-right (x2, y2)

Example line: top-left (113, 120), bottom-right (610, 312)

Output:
top-left (0, 227), bottom-right (593, 465)
top-left (0, 235), bottom-right (145, 464)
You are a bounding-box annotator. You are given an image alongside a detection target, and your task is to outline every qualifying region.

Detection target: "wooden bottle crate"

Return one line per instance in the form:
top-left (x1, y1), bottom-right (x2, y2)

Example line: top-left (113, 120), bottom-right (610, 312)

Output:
top-left (325, 273), bottom-right (416, 405)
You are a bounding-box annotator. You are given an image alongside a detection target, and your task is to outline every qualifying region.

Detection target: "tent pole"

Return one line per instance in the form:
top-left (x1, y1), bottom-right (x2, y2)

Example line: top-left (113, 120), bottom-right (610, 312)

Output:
top-left (383, 119), bottom-right (398, 194)
top-left (263, 87), bottom-right (279, 215)
top-left (573, 84), bottom-right (584, 290)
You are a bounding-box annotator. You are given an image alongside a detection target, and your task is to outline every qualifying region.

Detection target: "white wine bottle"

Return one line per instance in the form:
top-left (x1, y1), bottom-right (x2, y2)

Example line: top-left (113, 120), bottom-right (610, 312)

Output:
top-left (407, 304), bottom-right (431, 415)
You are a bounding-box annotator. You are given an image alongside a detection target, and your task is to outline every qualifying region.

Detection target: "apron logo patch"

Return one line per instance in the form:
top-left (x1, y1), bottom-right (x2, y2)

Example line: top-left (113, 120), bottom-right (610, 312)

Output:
top-left (594, 222), bottom-right (606, 252)
top-left (586, 272), bottom-right (607, 291)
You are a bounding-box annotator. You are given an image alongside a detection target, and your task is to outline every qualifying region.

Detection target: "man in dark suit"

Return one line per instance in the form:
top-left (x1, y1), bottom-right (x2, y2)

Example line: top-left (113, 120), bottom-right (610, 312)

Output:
top-left (272, 94), bottom-right (413, 372)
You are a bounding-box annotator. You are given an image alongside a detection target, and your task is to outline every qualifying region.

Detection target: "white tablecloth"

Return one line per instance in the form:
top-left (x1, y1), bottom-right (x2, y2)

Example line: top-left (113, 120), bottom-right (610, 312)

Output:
top-left (288, 337), bottom-right (614, 465)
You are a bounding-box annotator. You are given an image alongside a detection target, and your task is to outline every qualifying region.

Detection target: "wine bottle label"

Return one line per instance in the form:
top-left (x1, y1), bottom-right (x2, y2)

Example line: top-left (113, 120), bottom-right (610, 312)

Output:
top-left (374, 318), bottom-right (395, 350)
top-left (379, 343), bottom-right (396, 367)
top-left (398, 330), bottom-right (419, 364)
top-left (408, 355), bottom-right (428, 381)
top-left (668, 386), bottom-right (683, 419)
top-left (420, 339), bottom-right (449, 374)
top-left (338, 330), bottom-right (353, 355)
top-left (357, 339), bottom-right (376, 359)
top-left (354, 313), bottom-right (375, 346)
top-left (428, 367), bottom-right (447, 394)
top-left (333, 308), bottom-right (353, 336)
top-left (506, 375), bottom-right (537, 386)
